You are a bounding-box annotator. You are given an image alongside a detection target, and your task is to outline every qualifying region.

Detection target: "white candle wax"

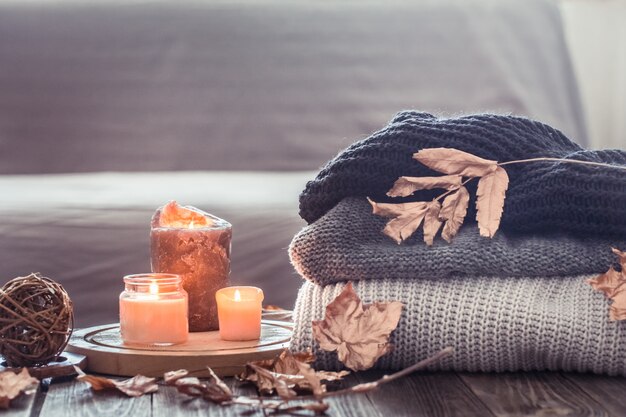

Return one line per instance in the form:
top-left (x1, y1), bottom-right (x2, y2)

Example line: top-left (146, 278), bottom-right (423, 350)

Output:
top-left (119, 273), bottom-right (188, 346)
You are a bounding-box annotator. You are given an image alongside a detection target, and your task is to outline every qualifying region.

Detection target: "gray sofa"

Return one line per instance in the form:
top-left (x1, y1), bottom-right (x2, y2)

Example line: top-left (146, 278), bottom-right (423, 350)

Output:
top-left (0, 0), bottom-right (587, 326)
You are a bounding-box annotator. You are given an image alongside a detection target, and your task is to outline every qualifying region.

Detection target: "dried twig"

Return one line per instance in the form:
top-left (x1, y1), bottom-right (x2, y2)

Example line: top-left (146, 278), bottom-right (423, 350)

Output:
top-left (238, 347), bottom-right (453, 405)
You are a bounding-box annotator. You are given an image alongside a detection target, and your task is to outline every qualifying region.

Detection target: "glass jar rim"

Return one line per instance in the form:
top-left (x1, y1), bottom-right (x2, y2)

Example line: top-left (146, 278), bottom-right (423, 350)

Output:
top-left (123, 273), bottom-right (181, 286)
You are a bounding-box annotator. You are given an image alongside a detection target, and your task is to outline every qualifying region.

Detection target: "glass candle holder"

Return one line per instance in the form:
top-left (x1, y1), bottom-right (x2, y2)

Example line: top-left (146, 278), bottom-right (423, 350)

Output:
top-left (216, 286), bottom-right (264, 341)
top-left (119, 273), bottom-right (188, 346)
top-left (151, 201), bottom-right (232, 332)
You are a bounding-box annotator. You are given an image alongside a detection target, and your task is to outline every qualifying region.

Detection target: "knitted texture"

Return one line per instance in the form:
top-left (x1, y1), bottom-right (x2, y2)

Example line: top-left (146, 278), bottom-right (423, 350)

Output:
top-left (289, 198), bottom-right (625, 286)
top-left (291, 278), bottom-right (626, 375)
top-left (299, 111), bottom-right (626, 237)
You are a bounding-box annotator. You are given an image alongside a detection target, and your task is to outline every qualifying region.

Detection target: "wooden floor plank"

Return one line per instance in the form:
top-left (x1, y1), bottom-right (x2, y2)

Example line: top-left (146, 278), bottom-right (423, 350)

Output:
top-left (460, 372), bottom-right (610, 417)
top-left (38, 379), bottom-right (151, 417)
top-left (563, 373), bottom-right (626, 417)
top-left (4, 382), bottom-right (40, 417)
top-left (357, 371), bottom-right (494, 417)
top-left (153, 377), bottom-right (265, 417)
top-left (321, 374), bottom-right (385, 417)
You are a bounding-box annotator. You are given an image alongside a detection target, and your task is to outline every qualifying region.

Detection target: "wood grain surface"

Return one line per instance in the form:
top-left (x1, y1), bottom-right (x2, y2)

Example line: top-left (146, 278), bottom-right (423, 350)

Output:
top-left (7, 371), bottom-right (626, 417)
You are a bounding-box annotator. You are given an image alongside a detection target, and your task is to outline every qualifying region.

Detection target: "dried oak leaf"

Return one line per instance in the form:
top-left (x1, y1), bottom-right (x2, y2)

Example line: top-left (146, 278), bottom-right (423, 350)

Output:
top-left (439, 186), bottom-right (470, 243)
top-left (588, 248), bottom-right (626, 321)
top-left (165, 368), bottom-right (233, 404)
top-left (0, 368), bottom-right (38, 409)
top-left (413, 148), bottom-right (497, 177)
top-left (475, 166), bottom-right (509, 238)
top-left (312, 282), bottom-right (403, 371)
top-left (75, 367), bottom-right (158, 397)
top-left (423, 200), bottom-right (443, 246)
top-left (368, 198), bottom-right (428, 244)
top-left (241, 350), bottom-right (348, 397)
top-left (386, 175), bottom-right (462, 197)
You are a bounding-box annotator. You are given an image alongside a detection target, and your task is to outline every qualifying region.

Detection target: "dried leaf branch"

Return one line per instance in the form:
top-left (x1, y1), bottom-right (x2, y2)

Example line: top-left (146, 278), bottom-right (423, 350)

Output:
top-left (370, 147), bottom-right (625, 245)
top-left (238, 347), bottom-right (453, 405)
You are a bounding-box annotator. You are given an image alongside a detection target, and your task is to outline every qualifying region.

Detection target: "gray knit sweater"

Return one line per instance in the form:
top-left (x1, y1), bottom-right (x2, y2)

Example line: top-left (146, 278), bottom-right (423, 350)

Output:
top-left (290, 198), bottom-right (625, 286)
top-left (291, 277), bottom-right (626, 375)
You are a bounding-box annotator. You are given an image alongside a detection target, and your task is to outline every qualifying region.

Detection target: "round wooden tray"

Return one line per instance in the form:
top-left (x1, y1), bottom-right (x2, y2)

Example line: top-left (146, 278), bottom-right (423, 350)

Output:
top-left (66, 319), bottom-right (292, 377)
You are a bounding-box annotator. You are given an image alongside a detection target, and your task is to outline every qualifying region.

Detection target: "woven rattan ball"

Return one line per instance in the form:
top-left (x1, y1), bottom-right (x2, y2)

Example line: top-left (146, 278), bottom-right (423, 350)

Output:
top-left (0, 273), bottom-right (74, 367)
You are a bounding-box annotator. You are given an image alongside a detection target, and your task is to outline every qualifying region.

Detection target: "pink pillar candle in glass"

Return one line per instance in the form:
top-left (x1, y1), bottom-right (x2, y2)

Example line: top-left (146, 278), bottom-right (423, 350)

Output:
top-left (151, 201), bottom-right (232, 332)
top-left (216, 286), bottom-right (264, 341)
top-left (119, 273), bottom-right (188, 346)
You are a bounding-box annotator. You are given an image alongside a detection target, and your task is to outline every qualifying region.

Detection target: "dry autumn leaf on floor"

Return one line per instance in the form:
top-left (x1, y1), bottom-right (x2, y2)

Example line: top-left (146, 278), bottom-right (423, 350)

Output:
top-left (588, 247), bottom-right (626, 321)
top-left (312, 282), bottom-right (403, 371)
top-left (239, 350), bottom-right (348, 398)
top-left (164, 368), bottom-right (233, 403)
top-left (75, 366), bottom-right (158, 397)
top-left (0, 368), bottom-right (38, 409)
top-left (369, 147), bottom-right (509, 245)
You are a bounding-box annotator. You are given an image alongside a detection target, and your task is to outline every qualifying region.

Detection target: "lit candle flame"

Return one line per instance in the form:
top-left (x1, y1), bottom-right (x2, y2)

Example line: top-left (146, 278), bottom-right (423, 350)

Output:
top-left (189, 220), bottom-right (195, 229)
top-left (234, 289), bottom-right (241, 302)
top-left (149, 281), bottom-right (159, 295)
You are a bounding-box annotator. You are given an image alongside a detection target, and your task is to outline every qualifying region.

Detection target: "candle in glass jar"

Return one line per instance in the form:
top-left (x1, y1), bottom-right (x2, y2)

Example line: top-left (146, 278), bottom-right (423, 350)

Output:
top-left (151, 201), bottom-right (232, 332)
top-left (216, 286), bottom-right (264, 341)
top-left (119, 273), bottom-right (188, 346)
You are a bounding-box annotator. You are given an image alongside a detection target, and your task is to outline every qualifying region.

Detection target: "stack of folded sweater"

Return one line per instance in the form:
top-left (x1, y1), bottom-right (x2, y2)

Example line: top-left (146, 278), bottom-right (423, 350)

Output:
top-left (289, 111), bottom-right (626, 375)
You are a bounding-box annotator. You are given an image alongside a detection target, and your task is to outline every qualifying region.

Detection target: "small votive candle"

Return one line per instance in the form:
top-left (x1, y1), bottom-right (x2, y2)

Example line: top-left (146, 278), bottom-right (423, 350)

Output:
top-left (119, 273), bottom-right (188, 346)
top-left (216, 286), bottom-right (264, 341)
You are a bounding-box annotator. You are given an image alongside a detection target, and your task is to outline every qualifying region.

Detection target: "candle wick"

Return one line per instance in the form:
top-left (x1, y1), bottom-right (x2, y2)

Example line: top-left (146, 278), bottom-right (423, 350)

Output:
top-left (149, 281), bottom-right (159, 295)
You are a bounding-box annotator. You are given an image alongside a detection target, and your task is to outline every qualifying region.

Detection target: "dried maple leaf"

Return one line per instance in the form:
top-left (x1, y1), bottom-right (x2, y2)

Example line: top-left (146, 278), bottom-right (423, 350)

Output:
top-left (386, 175), bottom-right (462, 197)
top-left (75, 367), bottom-right (158, 397)
top-left (312, 282), bottom-right (403, 371)
top-left (475, 166), bottom-right (509, 238)
top-left (0, 368), bottom-right (38, 409)
top-left (165, 368), bottom-right (233, 404)
top-left (422, 200), bottom-right (443, 246)
top-left (588, 248), bottom-right (626, 321)
top-left (414, 148), bottom-right (497, 177)
top-left (439, 186), bottom-right (470, 243)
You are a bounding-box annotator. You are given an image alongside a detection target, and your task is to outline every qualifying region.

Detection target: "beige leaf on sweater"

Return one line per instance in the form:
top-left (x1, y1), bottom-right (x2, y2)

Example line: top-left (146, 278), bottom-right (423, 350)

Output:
top-left (588, 248), bottom-right (626, 321)
top-left (612, 247), bottom-right (626, 269)
top-left (312, 282), bottom-right (403, 371)
top-left (588, 267), bottom-right (624, 299)
top-left (475, 166), bottom-right (509, 238)
top-left (439, 187), bottom-right (470, 243)
top-left (386, 175), bottom-right (462, 197)
top-left (423, 200), bottom-right (443, 246)
top-left (414, 148), bottom-right (497, 177)
top-left (368, 198), bottom-right (427, 218)
top-left (368, 198), bottom-right (429, 244)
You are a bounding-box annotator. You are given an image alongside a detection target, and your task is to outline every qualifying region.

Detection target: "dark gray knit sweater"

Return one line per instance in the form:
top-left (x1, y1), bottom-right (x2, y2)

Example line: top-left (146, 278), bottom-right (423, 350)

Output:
top-left (290, 197), bottom-right (626, 286)
top-left (299, 112), bottom-right (626, 237)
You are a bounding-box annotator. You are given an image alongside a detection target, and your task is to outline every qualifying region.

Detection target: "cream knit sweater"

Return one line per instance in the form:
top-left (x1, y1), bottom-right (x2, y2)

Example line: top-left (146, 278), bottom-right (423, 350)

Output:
top-left (291, 276), bottom-right (626, 375)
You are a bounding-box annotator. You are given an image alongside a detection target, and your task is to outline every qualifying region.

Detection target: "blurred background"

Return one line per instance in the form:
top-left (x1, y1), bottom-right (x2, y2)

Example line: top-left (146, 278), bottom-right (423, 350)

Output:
top-left (0, 0), bottom-right (623, 326)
